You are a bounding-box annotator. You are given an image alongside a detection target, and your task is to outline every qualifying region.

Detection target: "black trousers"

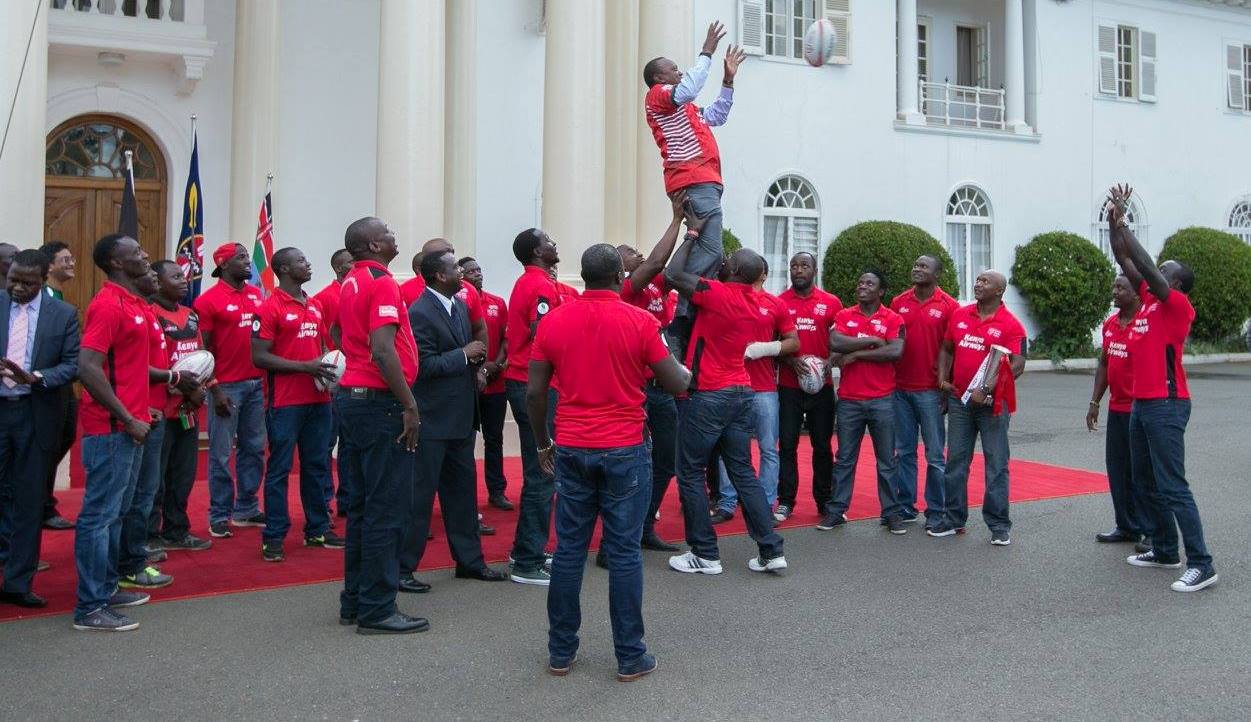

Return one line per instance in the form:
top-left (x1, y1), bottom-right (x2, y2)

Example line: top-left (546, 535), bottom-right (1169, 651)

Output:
top-left (480, 392), bottom-right (509, 497)
top-left (0, 398), bottom-right (52, 593)
top-left (777, 385), bottom-right (835, 511)
top-left (399, 434), bottom-right (486, 574)
top-left (1106, 409), bottom-right (1148, 536)
top-left (149, 418), bottom-right (199, 541)
top-left (41, 392), bottom-right (76, 520)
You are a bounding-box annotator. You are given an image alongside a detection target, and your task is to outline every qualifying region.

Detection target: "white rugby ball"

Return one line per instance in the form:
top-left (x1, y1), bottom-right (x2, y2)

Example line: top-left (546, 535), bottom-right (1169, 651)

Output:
top-left (171, 349), bottom-right (215, 383)
top-left (316, 349), bottom-right (346, 392)
top-left (802, 18), bottom-right (838, 67)
top-left (797, 354), bottom-right (826, 395)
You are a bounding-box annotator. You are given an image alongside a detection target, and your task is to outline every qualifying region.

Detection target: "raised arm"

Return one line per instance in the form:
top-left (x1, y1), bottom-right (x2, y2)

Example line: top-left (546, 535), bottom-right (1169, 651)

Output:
top-left (702, 46), bottom-right (744, 127)
top-left (663, 233), bottom-right (704, 299)
top-left (1106, 184), bottom-right (1166, 299)
top-left (672, 22), bottom-right (726, 104)
top-left (632, 193), bottom-right (687, 292)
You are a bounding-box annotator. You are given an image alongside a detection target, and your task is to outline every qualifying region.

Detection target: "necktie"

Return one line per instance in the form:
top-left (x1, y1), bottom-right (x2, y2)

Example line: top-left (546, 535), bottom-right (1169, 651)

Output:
top-left (4, 304), bottom-right (30, 388)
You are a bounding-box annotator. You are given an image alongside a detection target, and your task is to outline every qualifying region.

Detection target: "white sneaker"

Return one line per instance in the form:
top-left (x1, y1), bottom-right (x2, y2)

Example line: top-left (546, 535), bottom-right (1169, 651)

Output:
top-left (747, 555), bottom-right (787, 573)
top-left (1170, 567), bottom-right (1218, 592)
top-left (667, 552), bottom-right (723, 575)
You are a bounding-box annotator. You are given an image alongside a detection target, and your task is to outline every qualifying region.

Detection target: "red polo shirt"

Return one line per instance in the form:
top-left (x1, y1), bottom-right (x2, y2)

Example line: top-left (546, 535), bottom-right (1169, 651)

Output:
top-left (686, 280), bottom-right (758, 391)
top-left (312, 280), bottom-right (342, 349)
top-left (1128, 281), bottom-right (1193, 400)
top-left (254, 288), bottom-right (330, 407)
top-left (777, 287), bottom-right (841, 389)
top-left (194, 281), bottom-right (264, 383)
top-left (505, 266), bottom-right (561, 383)
top-left (891, 286), bottom-right (960, 391)
top-left (1101, 313), bottom-right (1135, 413)
top-left (79, 281), bottom-right (152, 435)
top-left (945, 303), bottom-right (1027, 414)
top-left (153, 303), bottom-right (204, 419)
top-left (621, 276), bottom-right (675, 328)
top-left (834, 304), bottom-right (904, 400)
top-left (480, 290), bottom-right (508, 394)
top-left (532, 290), bottom-right (670, 448)
top-left (746, 290), bottom-right (795, 392)
top-left (400, 277), bottom-right (484, 324)
top-left (339, 261), bottom-right (419, 389)
top-left (144, 304), bottom-right (169, 412)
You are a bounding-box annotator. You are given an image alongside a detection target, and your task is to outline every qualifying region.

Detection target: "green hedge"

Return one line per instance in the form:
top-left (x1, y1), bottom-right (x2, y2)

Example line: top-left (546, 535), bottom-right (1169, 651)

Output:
top-left (1010, 232), bottom-right (1115, 357)
top-left (820, 221), bottom-right (959, 301)
top-left (722, 227), bottom-right (742, 254)
top-left (1157, 227), bottom-right (1251, 341)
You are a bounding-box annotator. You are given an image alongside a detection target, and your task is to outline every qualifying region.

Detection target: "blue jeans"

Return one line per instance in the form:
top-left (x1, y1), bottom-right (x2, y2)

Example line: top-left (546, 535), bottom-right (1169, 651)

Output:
top-left (668, 182), bottom-right (724, 362)
top-left (334, 391), bottom-right (415, 624)
top-left (893, 389), bottom-right (947, 524)
top-left (119, 420), bottom-right (166, 577)
top-left (548, 443), bottom-right (651, 671)
top-left (942, 397), bottom-right (1011, 532)
top-left (675, 388), bottom-right (783, 561)
top-left (829, 396), bottom-right (902, 519)
top-left (1130, 398), bottom-right (1213, 572)
top-left (642, 385), bottom-right (678, 535)
top-left (206, 379), bottom-right (266, 524)
top-left (74, 432), bottom-right (143, 619)
top-left (506, 380), bottom-right (557, 573)
top-left (717, 390), bottom-right (780, 513)
top-left (263, 403), bottom-right (334, 544)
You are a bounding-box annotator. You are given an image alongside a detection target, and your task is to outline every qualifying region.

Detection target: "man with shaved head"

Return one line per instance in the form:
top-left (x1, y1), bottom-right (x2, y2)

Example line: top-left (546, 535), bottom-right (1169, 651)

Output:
top-left (931, 269), bottom-right (1026, 545)
top-left (399, 238), bottom-right (487, 349)
top-left (0, 243), bottom-right (17, 281)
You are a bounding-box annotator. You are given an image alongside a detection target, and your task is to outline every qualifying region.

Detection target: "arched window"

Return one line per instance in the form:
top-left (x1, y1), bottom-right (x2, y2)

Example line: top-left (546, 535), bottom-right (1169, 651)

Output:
top-left (45, 118), bottom-right (163, 181)
top-left (1228, 196), bottom-right (1251, 244)
top-left (1094, 192), bottom-right (1146, 257)
top-left (761, 175), bottom-right (819, 293)
top-left (944, 185), bottom-right (992, 299)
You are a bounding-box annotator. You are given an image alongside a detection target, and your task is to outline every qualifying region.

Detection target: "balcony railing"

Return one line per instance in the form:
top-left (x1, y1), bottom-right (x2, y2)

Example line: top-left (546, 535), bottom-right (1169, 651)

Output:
top-left (920, 81), bottom-right (1006, 131)
top-left (51, 0), bottom-right (186, 22)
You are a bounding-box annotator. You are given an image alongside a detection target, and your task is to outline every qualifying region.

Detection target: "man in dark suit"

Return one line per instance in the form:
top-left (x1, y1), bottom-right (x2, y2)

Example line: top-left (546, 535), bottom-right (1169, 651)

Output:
top-left (397, 250), bottom-right (506, 591)
top-left (0, 250), bottom-right (80, 607)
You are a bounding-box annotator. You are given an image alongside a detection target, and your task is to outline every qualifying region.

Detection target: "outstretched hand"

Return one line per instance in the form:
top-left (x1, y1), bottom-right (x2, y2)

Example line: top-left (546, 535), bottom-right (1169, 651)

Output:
top-left (724, 45), bottom-right (746, 83)
top-left (1105, 183), bottom-right (1133, 229)
top-left (701, 21), bottom-right (727, 55)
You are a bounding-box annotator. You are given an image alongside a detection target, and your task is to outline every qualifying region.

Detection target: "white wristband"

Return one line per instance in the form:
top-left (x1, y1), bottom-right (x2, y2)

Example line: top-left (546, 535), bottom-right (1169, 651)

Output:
top-left (744, 341), bottom-right (783, 360)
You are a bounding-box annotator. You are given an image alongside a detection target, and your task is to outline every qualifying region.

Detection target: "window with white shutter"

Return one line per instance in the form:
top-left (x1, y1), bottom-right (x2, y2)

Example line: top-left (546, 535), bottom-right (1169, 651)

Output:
top-left (823, 0), bottom-right (851, 65)
top-left (1097, 24), bottom-right (1118, 95)
top-left (739, 0), bottom-right (765, 57)
top-left (761, 175), bottom-right (821, 294)
top-left (1139, 31), bottom-right (1157, 102)
top-left (1228, 42), bottom-right (1248, 111)
top-left (1228, 196), bottom-right (1251, 244)
top-left (1098, 22), bottom-right (1158, 103)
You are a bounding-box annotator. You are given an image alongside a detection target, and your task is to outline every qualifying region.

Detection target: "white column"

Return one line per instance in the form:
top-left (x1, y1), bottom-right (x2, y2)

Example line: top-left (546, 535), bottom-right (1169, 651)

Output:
top-left (0, 1), bottom-right (47, 245)
top-left (635, 0), bottom-right (691, 244)
top-left (377, 0), bottom-right (445, 266)
top-left (444, 0), bottom-right (476, 256)
top-left (542, 0), bottom-right (606, 284)
top-left (1004, 0), bottom-right (1029, 134)
top-left (897, 0), bottom-right (924, 125)
top-left (604, 0), bottom-right (640, 248)
top-left (228, 0), bottom-right (279, 250)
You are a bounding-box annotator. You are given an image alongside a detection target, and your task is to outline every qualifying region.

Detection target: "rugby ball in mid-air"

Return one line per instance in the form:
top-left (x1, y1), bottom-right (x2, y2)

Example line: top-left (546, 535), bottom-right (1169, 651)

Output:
top-left (171, 349), bottom-right (215, 383)
top-left (796, 354), bottom-right (826, 395)
top-left (802, 18), bottom-right (838, 67)
top-left (316, 349), bottom-right (347, 392)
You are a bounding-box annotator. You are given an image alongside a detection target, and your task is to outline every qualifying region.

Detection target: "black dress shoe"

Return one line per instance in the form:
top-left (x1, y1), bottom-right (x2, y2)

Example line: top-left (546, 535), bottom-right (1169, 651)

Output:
top-left (640, 532), bottom-right (679, 552)
top-left (488, 494), bottom-right (515, 511)
top-left (478, 522), bottom-right (496, 536)
top-left (356, 612), bottom-right (430, 635)
top-left (42, 515), bottom-right (74, 530)
top-left (339, 613), bottom-right (357, 626)
top-left (454, 565), bottom-right (507, 581)
top-left (1096, 529), bottom-right (1138, 543)
top-left (398, 575), bottom-right (432, 594)
top-left (0, 590), bottom-right (47, 608)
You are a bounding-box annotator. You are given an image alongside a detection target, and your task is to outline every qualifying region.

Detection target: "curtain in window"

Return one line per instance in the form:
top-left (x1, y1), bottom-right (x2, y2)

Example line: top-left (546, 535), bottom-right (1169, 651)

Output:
top-left (946, 223), bottom-right (968, 296)
top-left (970, 223), bottom-right (992, 277)
top-left (763, 215), bottom-right (789, 293)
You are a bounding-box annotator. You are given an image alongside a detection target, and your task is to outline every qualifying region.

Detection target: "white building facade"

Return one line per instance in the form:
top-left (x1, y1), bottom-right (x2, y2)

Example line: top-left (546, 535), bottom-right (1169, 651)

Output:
top-left (2, 0), bottom-right (1250, 330)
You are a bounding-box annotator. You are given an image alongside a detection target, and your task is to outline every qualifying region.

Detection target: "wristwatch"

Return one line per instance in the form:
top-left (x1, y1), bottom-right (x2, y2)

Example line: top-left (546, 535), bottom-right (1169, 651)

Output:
top-left (979, 384), bottom-right (991, 395)
top-left (32, 370), bottom-right (45, 387)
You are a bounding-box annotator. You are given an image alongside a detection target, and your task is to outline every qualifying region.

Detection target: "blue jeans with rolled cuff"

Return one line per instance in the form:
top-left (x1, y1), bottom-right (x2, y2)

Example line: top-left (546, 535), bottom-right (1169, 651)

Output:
top-left (1130, 398), bottom-right (1212, 572)
top-left (206, 379), bottom-right (266, 525)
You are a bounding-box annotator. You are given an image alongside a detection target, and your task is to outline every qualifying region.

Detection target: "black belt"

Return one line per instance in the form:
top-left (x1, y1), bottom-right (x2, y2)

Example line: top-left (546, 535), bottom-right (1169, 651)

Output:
top-left (0, 394), bottom-right (31, 402)
top-left (342, 386), bottom-right (395, 401)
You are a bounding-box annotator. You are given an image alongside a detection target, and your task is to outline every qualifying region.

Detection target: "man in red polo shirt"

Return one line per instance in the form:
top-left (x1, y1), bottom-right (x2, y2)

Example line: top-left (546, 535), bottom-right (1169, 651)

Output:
top-left (819, 271), bottom-right (906, 533)
top-left (399, 239), bottom-right (487, 347)
top-left (890, 255), bottom-right (960, 529)
top-left (194, 242), bottom-right (266, 537)
top-left (774, 252), bottom-right (841, 523)
top-left (312, 247), bottom-right (353, 516)
top-left (458, 256), bottom-right (513, 510)
top-left (931, 270), bottom-right (1026, 544)
top-left (334, 217), bottom-right (427, 634)
top-left (663, 231), bottom-right (787, 576)
top-left (252, 248), bottom-right (344, 562)
top-left (505, 228), bottom-right (564, 585)
top-left (1107, 184), bottom-right (1216, 592)
top-left (1087, 275), bottom-right (1148, 547)
top-left (528, 243), bottom-right (690, 681)
top-left (72, 233), bottom-right (154, 632)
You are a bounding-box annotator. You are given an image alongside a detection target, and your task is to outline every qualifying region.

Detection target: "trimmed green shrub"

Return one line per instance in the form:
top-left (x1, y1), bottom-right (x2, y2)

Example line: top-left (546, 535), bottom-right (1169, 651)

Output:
top-left (820, 221), bottom-right (959, 302)
top-left (1010, 232), bottom-right (1116, 357)
top-left (1157, 227), bottom-right (1251, 341)
top-left (722, 227), bottom-right (742, 254)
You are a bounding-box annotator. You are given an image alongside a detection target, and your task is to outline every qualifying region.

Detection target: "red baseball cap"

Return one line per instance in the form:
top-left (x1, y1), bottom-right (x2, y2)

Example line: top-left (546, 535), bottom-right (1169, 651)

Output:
top-left (210, 242), bottom-right (245, 278)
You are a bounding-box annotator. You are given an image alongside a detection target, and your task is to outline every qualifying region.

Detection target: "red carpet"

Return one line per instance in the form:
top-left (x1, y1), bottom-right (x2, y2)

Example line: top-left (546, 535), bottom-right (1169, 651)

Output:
top-left (1, 446), bottom-right (1107, 622)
